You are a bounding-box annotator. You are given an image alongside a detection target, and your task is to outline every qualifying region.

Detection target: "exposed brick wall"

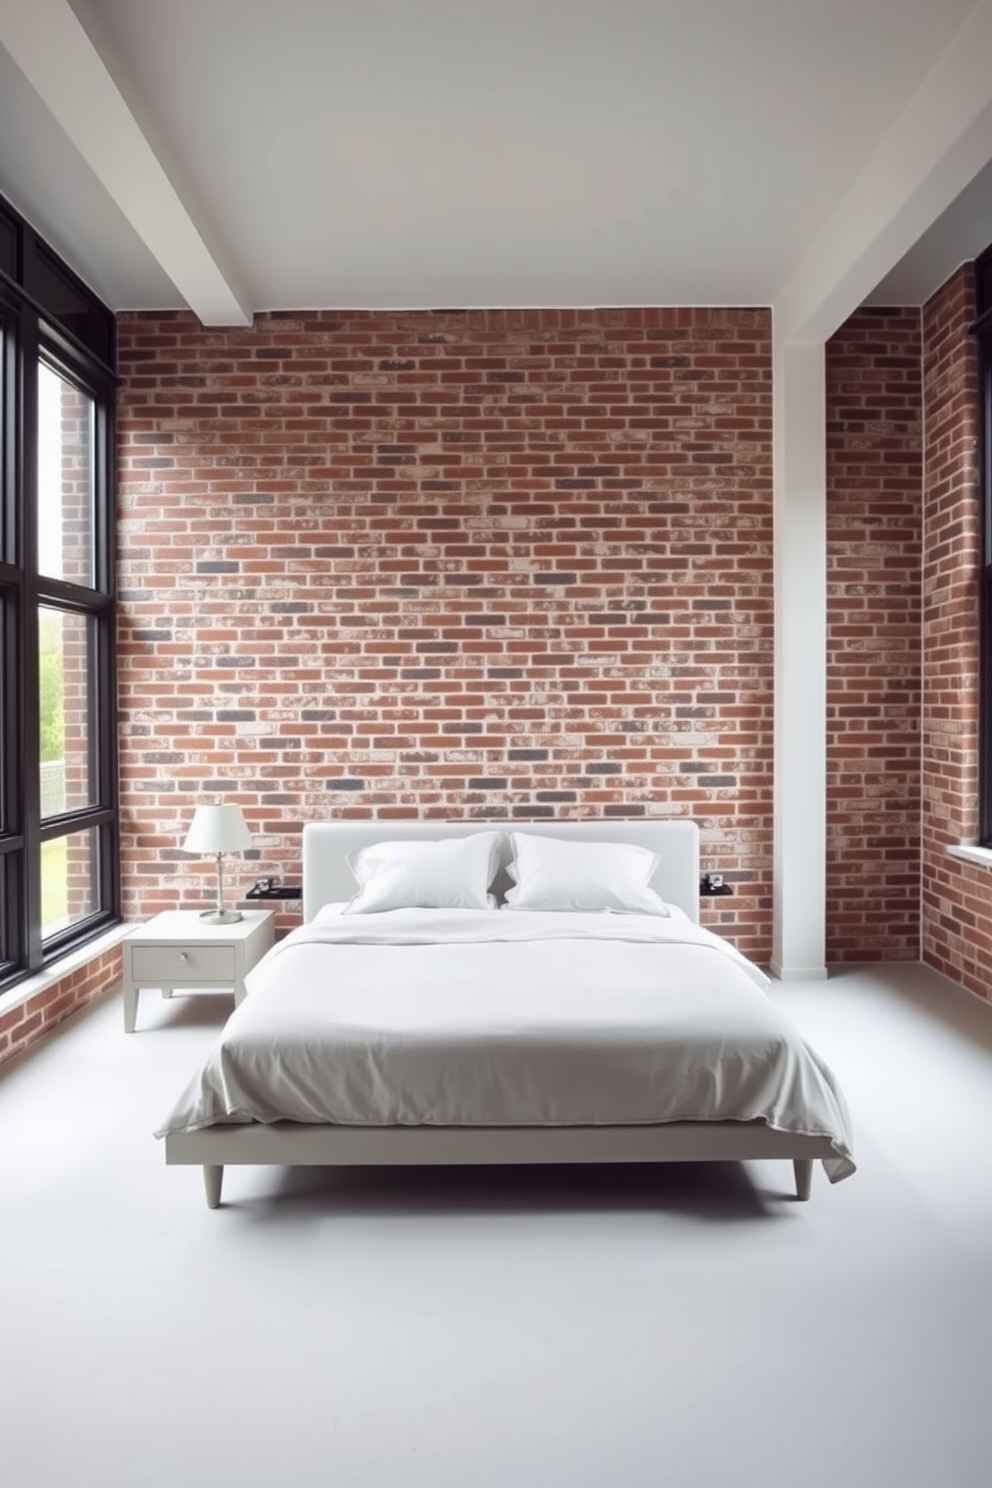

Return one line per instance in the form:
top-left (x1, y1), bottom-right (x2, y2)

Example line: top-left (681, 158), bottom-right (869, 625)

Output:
top-left (825, 308), bottom-right (922, 961)
top-left (116, 307), bottom-right (774, 960)
top-left (0, 944), bottom-right (122, 1073)
top-left (920, 265), bottom-right (992, 1000)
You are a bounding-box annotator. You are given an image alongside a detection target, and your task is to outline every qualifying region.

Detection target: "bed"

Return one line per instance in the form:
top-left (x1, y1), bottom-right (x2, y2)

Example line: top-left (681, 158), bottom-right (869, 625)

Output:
top-left (159, 820), bottom-right (855, 1208)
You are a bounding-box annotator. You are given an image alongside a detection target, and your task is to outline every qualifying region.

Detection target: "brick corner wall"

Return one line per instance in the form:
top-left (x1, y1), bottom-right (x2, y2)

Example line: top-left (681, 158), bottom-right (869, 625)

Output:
top-left (920, 264), bottom-right (992, 999)
top-left (825, 306), bottom-right (922, 962)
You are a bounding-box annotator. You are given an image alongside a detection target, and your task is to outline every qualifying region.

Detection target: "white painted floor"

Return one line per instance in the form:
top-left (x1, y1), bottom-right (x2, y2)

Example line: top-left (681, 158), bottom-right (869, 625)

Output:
top-left (1, 963), bottom-right (991, 1488)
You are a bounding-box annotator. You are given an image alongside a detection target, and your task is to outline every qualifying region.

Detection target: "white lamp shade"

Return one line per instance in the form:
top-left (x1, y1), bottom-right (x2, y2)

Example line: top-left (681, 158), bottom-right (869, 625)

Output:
top-left (183, 803), bottom-right (254, 854)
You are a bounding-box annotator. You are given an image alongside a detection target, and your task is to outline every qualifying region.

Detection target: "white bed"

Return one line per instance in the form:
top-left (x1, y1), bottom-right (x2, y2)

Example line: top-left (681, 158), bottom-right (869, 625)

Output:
top-left (160, 820), bottom-right (854, 1208)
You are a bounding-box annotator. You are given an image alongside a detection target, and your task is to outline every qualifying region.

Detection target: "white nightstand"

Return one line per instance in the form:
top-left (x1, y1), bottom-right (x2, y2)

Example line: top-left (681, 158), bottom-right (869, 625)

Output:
top-left (122, 909), bottom-right (275, 1033)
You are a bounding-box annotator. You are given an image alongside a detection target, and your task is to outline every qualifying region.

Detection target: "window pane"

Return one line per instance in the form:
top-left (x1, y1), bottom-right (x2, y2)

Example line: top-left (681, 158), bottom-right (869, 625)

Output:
top-left (0, 213), bottom-right (15, 279)
top-left (29, 249), bottom-right (114, 365)
top-left (0, 852), bottom-right (9, 966)
top-left (39, 606), bottom-right (95, 817)
top-left (41, 827), bottom-right (98, 940)
top-left (38, 362), bottom-right (95, 586)
top-left (0, 594), bottom-right (6, 832)
top-left (0, 318), bottom-right (6, 565)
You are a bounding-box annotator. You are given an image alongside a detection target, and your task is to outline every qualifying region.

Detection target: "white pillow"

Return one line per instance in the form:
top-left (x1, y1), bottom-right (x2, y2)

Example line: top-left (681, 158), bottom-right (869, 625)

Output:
top-left (344, 833), bottom-right (501, 913)
top-left (503, 833), bottom-right (671, 915)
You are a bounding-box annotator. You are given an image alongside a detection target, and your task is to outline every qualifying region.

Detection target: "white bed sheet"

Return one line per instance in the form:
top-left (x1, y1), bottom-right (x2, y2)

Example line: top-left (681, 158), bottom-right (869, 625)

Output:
top-left (156, 909), bottom-right (855, 1182)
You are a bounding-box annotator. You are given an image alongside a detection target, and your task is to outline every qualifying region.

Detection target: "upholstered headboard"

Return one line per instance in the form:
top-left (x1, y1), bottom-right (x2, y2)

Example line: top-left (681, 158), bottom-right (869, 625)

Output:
top-left (302, 819), bottom-right (700, 923)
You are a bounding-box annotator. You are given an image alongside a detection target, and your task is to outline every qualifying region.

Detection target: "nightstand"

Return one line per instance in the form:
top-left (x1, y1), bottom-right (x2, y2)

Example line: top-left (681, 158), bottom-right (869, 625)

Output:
top-left (122, 909), bottom-right (275, 1033)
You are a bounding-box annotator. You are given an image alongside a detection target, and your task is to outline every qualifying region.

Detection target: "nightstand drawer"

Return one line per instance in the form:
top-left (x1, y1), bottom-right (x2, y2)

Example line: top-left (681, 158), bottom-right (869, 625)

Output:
top-left (130, 945), bottom-right (237, 983)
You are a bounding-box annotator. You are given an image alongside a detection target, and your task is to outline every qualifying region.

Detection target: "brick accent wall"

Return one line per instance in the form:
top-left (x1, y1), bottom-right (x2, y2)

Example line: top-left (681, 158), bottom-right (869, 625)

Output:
top-left (0, 944), bottom-right (122, 1073)
top-left (825, 308), bottom-right (922, 961)
top-left (116, 308), bottom-right (774, 960)
top-left (920, 265), bottom-right (992, 1000)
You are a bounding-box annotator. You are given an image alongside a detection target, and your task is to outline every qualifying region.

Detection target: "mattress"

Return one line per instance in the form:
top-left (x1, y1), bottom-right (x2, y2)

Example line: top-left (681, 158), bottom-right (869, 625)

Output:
top-left (156, 907), bottom-right (855, 1182)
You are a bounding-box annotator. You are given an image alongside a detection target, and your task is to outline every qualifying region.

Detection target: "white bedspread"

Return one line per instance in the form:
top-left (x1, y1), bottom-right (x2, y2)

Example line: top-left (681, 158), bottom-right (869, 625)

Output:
top-left (156, 909), bottom-right (855, 1181)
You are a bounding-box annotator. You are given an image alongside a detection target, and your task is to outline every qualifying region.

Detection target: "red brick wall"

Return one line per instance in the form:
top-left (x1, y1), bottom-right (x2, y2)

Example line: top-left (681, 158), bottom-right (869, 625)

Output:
top-left (0, 944), bottom-right (122, 1073)
top-left (920, 265), bottom-right (992, 1000)
top-left (116, 307), bottom-right (775, 960)
top-left (14, 277), bottom-right (989, 1077)
top-left (825, 308), bottom-right (922, 961)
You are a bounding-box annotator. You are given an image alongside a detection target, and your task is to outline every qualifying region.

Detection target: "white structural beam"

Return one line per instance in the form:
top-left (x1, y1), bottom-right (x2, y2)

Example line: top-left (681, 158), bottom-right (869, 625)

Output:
top-left (777, 0), bottom-right (992, 344)
top-left (772, 338), bottom-right (827, 980)
top-left (0, 0), bottom-right (251, 325)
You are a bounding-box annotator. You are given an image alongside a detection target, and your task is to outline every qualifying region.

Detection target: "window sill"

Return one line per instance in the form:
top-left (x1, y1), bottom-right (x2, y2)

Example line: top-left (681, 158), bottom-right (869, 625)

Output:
top-left (0, 921), bottom-right (133, 1021)
top-left (946, 843), bottom-right (992, 870)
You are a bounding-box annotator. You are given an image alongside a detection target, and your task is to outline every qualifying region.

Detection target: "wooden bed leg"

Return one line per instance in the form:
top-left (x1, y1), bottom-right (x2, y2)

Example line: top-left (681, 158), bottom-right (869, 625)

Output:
top-left (203, 1165), bottom-right (224, 1209)
top-left (793, 1158), bottom-right (813, 1201)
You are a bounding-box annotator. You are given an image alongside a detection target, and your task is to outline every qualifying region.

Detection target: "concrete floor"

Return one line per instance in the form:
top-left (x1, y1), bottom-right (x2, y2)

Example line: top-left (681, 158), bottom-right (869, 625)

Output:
top-left (1, 961), bottom-right (990, 1488)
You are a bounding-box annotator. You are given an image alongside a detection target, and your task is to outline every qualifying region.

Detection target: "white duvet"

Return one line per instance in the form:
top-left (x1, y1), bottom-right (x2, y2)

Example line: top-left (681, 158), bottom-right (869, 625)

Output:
top-left (156, 908), bottom-right (855, 1181)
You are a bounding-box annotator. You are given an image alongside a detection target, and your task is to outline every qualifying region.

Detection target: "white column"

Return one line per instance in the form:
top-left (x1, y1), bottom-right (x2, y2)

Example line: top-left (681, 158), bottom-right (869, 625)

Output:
top-left (772, 335), bottom-right (827, 980)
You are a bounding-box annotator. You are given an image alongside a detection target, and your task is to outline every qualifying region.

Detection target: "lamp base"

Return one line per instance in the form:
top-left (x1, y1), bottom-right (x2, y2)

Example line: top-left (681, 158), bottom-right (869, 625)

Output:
top-left (199, 908), bottom-right (243, 925)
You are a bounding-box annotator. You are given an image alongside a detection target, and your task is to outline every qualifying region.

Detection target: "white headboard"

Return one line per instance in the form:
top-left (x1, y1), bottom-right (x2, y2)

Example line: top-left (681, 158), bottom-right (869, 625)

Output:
top-left (302, 819), bottom-right (700, 923)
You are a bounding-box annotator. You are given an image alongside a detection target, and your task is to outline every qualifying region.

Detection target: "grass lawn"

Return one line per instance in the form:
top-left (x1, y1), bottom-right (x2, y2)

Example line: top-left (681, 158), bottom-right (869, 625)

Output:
top-left (41, 835), bottom-right (68, 930)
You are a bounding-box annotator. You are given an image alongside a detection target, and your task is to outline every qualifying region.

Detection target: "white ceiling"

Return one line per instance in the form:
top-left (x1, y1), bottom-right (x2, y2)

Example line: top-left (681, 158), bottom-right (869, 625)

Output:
top-left (0, 0), bottom-right (990, 325)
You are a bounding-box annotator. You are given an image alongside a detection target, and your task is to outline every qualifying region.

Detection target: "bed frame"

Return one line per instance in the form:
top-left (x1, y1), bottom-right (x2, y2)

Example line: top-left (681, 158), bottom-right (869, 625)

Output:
top-left (165, 819), bottom-right (836, 1207)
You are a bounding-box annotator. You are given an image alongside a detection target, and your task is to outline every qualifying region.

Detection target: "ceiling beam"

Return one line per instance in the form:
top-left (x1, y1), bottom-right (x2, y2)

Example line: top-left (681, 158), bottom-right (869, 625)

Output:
top-left (0, 0), bottom-right (252, 325)
top-left (775, 0), bottom-right (992, 344)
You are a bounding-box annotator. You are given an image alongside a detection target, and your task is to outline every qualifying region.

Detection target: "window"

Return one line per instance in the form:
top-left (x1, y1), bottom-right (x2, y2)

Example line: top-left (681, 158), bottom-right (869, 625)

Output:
top-left (979, 244), bottom-right (992, 845)
top-left (0, 192), bottom-right (118, 992)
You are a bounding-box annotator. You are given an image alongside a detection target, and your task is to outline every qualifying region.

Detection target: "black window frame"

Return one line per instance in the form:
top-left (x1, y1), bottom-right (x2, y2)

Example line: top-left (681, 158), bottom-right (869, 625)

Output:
top-left (0, 191), bottom-right (119, 992)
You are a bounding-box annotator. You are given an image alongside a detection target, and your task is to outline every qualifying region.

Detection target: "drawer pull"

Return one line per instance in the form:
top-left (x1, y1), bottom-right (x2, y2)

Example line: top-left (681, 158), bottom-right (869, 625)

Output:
top-left (179, 952), bottom-right (188, 962)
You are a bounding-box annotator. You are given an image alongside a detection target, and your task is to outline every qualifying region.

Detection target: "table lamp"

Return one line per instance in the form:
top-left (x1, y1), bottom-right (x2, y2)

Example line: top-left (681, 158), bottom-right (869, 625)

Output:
top-left (183, 802), bottom-right (254, 923)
